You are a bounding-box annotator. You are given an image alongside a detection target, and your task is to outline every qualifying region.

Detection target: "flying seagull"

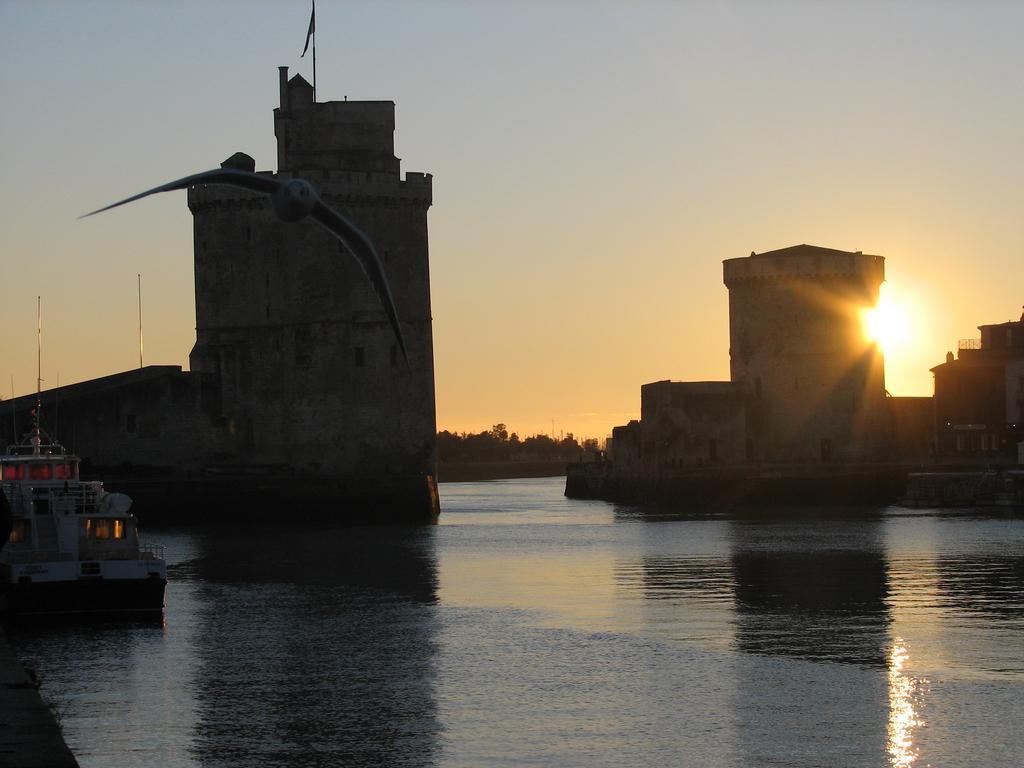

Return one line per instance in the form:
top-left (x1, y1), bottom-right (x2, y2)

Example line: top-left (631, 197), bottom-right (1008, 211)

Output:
top-left (82, 167), bottom-right (409, 367)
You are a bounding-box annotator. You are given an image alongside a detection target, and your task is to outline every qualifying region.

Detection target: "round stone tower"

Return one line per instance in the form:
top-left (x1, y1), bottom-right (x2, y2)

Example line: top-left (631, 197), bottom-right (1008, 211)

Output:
top-left (723, 244), bottom-right (886, 463)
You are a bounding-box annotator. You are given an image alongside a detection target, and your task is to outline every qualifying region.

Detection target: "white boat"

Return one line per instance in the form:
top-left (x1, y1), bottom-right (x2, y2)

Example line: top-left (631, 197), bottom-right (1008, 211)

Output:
top-left (0, 408), bottom-right (167, 616)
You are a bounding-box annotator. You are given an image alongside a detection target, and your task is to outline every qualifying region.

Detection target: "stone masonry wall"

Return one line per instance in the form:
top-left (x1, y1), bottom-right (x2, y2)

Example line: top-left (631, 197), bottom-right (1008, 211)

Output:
top-left (724, 247), bottom-right (886, 463)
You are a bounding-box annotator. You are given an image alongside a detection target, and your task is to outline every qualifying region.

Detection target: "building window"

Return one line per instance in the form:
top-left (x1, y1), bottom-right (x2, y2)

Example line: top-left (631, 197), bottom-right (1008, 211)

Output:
top-left (354, 347), bottom-right (365, 368)
top-left (126, 414), bottom-right (137, 433)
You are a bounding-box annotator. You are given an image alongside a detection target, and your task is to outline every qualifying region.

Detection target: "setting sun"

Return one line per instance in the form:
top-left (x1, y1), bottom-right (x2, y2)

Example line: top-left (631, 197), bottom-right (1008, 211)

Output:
top-left (863, 290), bottom-right (911, 353)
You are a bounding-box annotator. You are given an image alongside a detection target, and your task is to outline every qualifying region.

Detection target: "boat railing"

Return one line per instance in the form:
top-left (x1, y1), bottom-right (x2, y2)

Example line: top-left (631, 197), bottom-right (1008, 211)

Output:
top-left (3, 441), bottom-right (70, 456)
top-left (0, 482), bottom-right (101, 516)
top-left (52, 485), bottom-right (101, 515)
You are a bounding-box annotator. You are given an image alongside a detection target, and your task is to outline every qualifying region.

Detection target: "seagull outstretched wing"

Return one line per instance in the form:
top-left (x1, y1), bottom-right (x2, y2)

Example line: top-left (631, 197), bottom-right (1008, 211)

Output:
top-left (80, 168), bottom-right (280, 218)
top-left (310, 199), bottom-right (409, 367)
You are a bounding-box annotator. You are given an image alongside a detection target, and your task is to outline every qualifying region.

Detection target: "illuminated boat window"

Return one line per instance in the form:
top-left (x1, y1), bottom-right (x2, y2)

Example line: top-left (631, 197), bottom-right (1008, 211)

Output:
top-left (85, 518), bottom-right (127, 540)
top-left (2, 464), bottom-right (25, 480)
top-left (27, 463), bottom-right (53, 481)
top-left (9, 519), bottom-right (30, 543)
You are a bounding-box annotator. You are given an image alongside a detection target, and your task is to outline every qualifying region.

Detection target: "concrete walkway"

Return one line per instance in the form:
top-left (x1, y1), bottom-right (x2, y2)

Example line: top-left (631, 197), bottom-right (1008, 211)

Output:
top-left (0, 629), bottom-right (78, 768)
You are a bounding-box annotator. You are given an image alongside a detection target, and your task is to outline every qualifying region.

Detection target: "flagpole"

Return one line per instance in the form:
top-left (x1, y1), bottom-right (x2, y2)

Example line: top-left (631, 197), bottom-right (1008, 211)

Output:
top-left (301, 1), bottom-right (317, 101)
top-left (35, 296), bottom-right (42, 454)
top-left (37, 296), bottom-right (42, 398)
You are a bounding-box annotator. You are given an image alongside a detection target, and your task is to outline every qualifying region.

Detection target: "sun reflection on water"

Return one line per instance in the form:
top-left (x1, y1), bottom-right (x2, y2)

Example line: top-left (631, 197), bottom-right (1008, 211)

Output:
top-left (888, 639), bottom-right (924, 767)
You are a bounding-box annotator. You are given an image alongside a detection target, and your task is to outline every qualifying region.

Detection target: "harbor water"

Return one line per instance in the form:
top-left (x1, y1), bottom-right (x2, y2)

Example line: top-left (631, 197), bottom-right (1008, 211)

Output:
top-left (10, 476), bottom-right (1024, 767)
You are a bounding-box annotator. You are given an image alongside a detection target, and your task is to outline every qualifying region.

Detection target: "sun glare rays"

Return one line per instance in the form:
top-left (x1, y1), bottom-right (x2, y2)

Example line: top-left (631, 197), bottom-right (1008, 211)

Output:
top-left (863, 288), bottom-right (912, 354)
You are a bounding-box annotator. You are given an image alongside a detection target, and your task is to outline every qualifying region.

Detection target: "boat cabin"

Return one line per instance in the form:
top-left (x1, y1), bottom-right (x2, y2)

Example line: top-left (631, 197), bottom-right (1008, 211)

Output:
top-left (1, 444), bottom-right (138, 553)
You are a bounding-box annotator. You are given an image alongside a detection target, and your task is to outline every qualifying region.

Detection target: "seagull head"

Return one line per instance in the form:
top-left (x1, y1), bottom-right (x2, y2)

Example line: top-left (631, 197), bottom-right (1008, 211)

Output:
top-left (272, 178), bottom-right (318, 222)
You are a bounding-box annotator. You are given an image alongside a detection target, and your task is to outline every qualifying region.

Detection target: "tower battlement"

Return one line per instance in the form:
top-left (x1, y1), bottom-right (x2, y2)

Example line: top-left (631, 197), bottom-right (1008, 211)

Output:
top-left (187, 171), bottom-right (433, 215)
top-left (723, 244), bottom-right (884, 293)
top-left (273, 68), bottom-right (406, 176)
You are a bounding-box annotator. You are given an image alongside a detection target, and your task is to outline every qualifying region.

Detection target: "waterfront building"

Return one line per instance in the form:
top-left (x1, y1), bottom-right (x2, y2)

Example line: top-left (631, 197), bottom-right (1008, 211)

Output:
top-left (634, 381), bottom-right (751, 471)
top-left (724, 245), bottom-right (887, 463)
top-left (188, 69), bottom-right (437, 495)
top-left (931, 308), bottom-right (1024, 460)
top-left (579, 253), bottom-right (1019, 506)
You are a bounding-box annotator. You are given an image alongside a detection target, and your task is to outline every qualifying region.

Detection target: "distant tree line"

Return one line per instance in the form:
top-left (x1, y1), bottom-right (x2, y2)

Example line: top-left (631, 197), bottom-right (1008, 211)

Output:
top-left (437, 424), bottom-right (599, 463)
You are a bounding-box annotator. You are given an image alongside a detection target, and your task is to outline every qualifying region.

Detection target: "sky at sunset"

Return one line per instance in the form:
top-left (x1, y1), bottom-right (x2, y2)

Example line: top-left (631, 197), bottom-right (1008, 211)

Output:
top-left (1, 1), bottom-right (1021, 441)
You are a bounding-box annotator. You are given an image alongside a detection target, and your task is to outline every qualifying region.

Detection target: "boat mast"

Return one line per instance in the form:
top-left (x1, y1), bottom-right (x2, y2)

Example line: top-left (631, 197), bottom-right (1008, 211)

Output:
top-left (138, 273), bottom-right (144, 369)
top-left (32, 296), bottom-right (42, 456)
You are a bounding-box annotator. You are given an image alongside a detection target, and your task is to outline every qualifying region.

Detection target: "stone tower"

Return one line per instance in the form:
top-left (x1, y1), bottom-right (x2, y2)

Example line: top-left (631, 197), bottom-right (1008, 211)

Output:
top-left (723, 245), bottom-right (886, 463)
top-left (186, 68), bottom-right (437, 520)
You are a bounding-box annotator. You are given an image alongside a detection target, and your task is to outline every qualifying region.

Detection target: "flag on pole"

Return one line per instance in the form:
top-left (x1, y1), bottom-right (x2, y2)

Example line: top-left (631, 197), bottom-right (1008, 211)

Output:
top-left (301, 1), bottom-right (315, 58)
